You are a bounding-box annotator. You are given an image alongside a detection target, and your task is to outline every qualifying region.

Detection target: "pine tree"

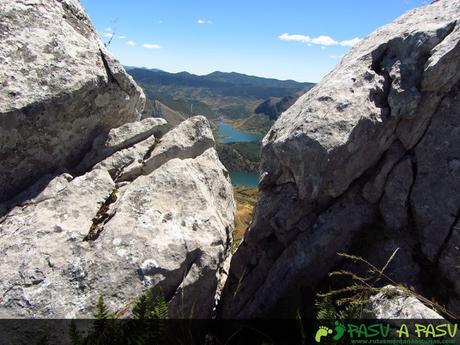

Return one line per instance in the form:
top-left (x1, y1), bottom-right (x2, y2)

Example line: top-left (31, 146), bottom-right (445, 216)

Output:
top-left (149, 293), bottom-right (169, 343)
top-left (132, 289), bottom-right (169, 320)
top-left (95, 294), bottom-right (109, 320)
top-left (94, 294), bottom-right (111, 342)
top-left (130, 290), bottom-right (169, 343)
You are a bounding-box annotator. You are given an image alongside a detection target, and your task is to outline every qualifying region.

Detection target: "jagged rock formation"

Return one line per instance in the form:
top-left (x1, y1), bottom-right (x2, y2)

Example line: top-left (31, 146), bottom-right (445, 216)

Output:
top-left (220, 0), bottom-right (460, 317)
top-left (0, 0), bottom-right (234, 318)
top-left (75, 117), bottom-right (169, 174)
top-left (0, 116), bottom-right (235, 318)
top-left (0, 0), bottom-right (145, 202)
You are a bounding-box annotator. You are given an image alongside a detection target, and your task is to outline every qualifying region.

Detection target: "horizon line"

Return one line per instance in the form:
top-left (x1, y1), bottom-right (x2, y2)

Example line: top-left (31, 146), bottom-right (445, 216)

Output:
top-left (123, 65), bottom-right (316, 84)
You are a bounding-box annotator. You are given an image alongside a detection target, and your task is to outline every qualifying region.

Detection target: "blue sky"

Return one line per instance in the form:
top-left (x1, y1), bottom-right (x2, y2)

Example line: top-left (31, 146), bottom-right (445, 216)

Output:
top-left (81, 0), bottom-right (428, 82)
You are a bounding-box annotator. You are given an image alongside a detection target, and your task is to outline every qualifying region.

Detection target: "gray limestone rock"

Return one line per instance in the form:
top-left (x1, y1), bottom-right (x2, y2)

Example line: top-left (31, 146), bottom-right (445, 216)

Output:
top-left (76, 117), bottom-right (168, 173)
top-left (0, 117), bottom-right (235, 318)
top-left (0, 0), bottom-right (145, 202)
top-left (366, 286), bottom-right (443, 319)
top-left (220, 0), bottom-right (460, 318)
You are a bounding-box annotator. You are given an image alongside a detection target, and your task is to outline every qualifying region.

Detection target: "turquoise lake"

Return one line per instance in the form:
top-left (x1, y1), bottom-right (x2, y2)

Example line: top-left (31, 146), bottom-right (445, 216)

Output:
top-left (216, 120), bottom-right (261, 187)
top-left (217, 121), bottom-right (263, 144)
top-left (229, 170), bottom-right (259, 187)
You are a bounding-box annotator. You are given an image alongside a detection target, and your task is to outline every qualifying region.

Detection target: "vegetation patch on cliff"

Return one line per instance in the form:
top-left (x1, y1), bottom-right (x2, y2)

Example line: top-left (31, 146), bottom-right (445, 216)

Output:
top-left (216, 141), bottom-right (261, 174)
top-left (231, 114), bottom-right (274, 134)
top-left (233, 187), bottom-right (258, 248)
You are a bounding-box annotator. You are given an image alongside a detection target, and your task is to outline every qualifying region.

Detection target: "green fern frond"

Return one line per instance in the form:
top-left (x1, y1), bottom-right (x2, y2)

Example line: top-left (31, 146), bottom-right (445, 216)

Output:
top-left (149, 294), bottom-right (169, 320)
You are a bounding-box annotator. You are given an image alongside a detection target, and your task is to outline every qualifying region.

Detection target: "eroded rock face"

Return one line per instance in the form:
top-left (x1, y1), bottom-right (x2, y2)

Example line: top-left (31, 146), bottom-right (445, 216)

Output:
top-left (0, 116), bottom-right (235, 318)
top-left (75, 117), bottom-right (168, 174)
top-left (0, 0), bottom-right (145, 202)
top-left (0, 1), bottom-right (233, 318)
top-left (220, 0), bottom-right (460, 317)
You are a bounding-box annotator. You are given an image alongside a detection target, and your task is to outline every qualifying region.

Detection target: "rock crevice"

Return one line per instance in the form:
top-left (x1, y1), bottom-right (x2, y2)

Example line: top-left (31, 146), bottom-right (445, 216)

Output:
top-left (220, 0), bottom-right (460, 318)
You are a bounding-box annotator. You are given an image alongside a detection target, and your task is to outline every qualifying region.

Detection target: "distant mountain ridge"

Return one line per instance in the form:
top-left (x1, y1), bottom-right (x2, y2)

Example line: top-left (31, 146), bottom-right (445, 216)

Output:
top-left (127, 67), bottom-right (314, 125)
top-left (125, 67), bottom-right (310, 87)
top-left (202, 70), bottom-right (311, 89)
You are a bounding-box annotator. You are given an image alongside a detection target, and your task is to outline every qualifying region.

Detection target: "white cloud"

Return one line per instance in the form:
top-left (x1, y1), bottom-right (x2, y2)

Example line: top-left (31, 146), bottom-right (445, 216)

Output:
top-left (118, 35), bottom-right (127, 40)
top-left (279, 33), bottom-right (311, 43)
top-left (279, 33), bottom-right (362, 47)
top-left (127, 40), bottom-right (136, 47)
top-left (311, 35), bottom-right (338, 46)
top-left (340, 37), bottom-right (363, 47)
top-left (143, 43), bottom-right (161, 49)
top-left (197, 19), bottom-right (212, 24)
top-left (104, 27), bottom-right (113, 32)
top-left (329, 54), bottom-right (344, 59)
top-left (102, 32), bottom-right (114, 38)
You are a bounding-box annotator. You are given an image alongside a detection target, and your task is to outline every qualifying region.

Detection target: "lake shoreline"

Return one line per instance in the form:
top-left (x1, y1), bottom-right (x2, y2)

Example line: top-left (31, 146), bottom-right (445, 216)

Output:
top-left (216, 120), bottom-right (263, 144)
top-left (216, 119), bottom-right (261, 187)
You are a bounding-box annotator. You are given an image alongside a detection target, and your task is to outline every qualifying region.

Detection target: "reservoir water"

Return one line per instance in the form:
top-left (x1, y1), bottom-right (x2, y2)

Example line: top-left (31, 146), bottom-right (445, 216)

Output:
top-left (216, 120), bottom-right (261, 187)
top-left (229, 171), bottom-right (259, 187)
top-left (218, 121), bottom-right (263, 144)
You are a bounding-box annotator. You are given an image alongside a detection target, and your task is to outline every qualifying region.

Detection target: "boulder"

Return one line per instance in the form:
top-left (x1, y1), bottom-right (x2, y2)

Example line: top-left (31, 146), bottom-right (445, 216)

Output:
top-left (220, 0), bottom-right (460, 317)
top-left (366, 286), bottom-right (443, 319)
top-left (0, 0), bottom-right (145, 202)
top-left (0, 116), bottom-right (235, 318)
top-left (0, 169), bottom-right (115, 318)
top-left (100, 147), bottom-right (234, 318)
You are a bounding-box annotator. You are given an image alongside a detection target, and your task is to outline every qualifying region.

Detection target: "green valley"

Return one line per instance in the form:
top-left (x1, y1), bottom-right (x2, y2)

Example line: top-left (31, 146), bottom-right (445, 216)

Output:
top-left (128, 68), bottom-right (313, 127)
top-left (128, 68), bottom-right (314, 180)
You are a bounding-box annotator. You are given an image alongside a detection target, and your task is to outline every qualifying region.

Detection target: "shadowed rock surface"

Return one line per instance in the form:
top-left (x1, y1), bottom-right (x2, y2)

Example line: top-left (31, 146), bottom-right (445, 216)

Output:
top-left (220, 0), bottom-right (460, 318)
top-left (0, 116), bottom-right (235, 318)
top-left (0, 0), bottom-right (145, 202)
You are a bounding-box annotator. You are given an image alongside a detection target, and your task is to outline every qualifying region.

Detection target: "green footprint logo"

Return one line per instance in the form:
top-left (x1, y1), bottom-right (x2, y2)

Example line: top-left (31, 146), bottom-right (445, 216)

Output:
top-left (333, 321), bottom-right (346, 341)
top-left (315, 326), bottom-right (333, 343)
